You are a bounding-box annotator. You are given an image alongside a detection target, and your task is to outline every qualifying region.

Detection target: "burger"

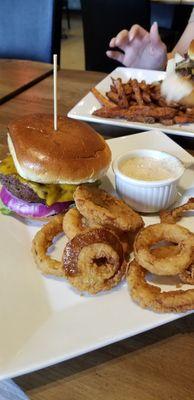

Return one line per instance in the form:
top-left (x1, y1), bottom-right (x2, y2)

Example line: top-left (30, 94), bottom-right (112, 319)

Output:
top-left (161, 40), bottom-right (194, 106)
top-left (0, 114), bottom-right (111, 218)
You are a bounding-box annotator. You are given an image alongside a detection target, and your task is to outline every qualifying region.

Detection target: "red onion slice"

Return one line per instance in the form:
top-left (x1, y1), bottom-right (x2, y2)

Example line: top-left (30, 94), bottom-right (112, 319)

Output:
top-left (0, 186), bottom-right (72, 218)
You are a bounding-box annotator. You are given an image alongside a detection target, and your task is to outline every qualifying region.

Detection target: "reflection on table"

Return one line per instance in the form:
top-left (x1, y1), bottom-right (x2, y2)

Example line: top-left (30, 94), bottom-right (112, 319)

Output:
top-left (0, 59), bottom-right (52, 105)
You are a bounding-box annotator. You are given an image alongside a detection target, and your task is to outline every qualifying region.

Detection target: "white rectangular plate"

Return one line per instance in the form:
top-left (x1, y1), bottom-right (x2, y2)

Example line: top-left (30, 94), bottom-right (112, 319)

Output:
top-left (0, 130), bottom-right (194, 380)
top-left (68, 67), bottom-right (194, 138)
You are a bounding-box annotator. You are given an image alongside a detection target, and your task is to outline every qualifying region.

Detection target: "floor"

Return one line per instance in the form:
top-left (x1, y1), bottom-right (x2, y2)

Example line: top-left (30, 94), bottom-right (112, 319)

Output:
top-left (60, 12), bottom-right (85, 70)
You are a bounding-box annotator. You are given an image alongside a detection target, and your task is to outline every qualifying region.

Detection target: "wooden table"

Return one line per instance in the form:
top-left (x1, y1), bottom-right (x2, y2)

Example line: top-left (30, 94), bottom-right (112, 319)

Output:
top-left (0, 69), bottom-right (105, 128)
top-left (0, 59), bottom-right (53, 105)
top-left (0, 68), bottom-right (194, 400)
top-left (0, 69), bottom-right (194, 153)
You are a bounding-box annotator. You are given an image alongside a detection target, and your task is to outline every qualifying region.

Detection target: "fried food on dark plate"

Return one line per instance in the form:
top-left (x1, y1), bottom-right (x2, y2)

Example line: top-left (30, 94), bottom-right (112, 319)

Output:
top-left (134, 223), bottom-right (194, 275)
top-left (63, 228), bottom-right (127, 294)
top-left (74, 185), bottom-right (144, 232)
top-left (127, 260), bottom-right (194, 313)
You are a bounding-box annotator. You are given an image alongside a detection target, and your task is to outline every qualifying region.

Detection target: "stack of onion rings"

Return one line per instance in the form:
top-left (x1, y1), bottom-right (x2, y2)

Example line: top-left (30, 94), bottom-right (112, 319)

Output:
top-left (32, 189), bottom-right (194, 308)
top-left (63, 228), bottom-right (127, 294)
top-left (61, 186), bottom-right (144, 292)
top-left (63, 206), bottom-right (137, 257)
top-left (32, 185), bottom-right (140, 294)
top-left (74, 185), bottom-right (144, 232)
top-left (127, 222), bottom-right (194, 313)
top-left (63, 186), bottom-right (144, 260)
top-left (32, 215), bottom-right (127, 294)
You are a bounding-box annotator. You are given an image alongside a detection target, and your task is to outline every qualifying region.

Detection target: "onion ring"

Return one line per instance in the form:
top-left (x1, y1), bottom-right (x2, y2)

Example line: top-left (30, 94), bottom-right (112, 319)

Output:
top-left (150, 244), bottom-right (179, 258)
top-left (134, 223), bottom-right (194, 275)
top-left (127, 260), bottom-right (194, 313)
top-left (62, 228), bottom-right (127, 294)
top-left (63, 206), bottom-right (135, 258)
top-left (74, 185), bottom-right (144, 232)
top-left (160, 199), bottom-right (194, 283)
top-left (62, 207), bottom-right (96, 240)
top-left (179, 263), bottom-right (194, 285)
top-left (151, 244), bottom-right (194, 285)
top-left (32, 214), bottom-right (65, 277)
top-left (160, 198), bottom-right (194, 224)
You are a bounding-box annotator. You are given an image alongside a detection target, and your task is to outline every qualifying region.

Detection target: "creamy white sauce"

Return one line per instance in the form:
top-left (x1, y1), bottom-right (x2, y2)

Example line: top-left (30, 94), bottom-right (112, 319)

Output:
top-left (119, 157), bottom-right (174, 181)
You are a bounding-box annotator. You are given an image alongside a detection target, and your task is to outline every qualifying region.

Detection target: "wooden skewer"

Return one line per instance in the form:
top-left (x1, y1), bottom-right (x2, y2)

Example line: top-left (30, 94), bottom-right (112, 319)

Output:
top-left (53, 54), bottom-right (57, 131)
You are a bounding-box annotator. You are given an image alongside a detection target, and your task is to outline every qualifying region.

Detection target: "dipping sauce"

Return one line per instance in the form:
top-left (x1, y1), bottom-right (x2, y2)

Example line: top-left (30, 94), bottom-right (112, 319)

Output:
top-left (119, 157), bottom-right (173, 181)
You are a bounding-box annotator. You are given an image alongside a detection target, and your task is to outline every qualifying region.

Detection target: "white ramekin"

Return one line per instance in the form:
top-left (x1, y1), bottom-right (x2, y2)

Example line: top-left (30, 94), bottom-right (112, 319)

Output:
top-left (112, 149), bottom-right (185, 213)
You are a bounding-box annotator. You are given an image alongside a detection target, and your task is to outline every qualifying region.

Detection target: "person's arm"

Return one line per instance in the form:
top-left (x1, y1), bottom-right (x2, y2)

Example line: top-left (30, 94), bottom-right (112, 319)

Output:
top-left (106, 22), bottom-right (167, 70)
top-left (106, 15), bottom-right (193, 70)
top-left (173, 21), bottom-right (194, 56)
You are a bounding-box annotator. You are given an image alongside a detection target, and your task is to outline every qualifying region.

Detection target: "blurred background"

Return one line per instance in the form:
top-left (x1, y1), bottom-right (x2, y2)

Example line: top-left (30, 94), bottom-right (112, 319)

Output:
top-left (61, 0), bottom-right (193, 72)
top-left (0, 0), bottom-right (193, 72)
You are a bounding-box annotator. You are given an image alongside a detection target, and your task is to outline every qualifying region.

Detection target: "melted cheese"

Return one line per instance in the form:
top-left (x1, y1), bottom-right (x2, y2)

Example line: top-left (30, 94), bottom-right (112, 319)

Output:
top-left (0, 155), bottom-right (77, 205)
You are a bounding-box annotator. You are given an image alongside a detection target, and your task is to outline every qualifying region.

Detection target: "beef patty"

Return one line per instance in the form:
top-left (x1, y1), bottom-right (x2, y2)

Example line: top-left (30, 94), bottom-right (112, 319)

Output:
top-left (0, 174), bottom-right (45, 204)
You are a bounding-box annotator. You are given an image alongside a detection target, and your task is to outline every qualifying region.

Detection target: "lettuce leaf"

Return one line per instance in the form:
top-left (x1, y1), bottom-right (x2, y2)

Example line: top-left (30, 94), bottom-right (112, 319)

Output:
top-left (0, 199), bottom-right (12, 215)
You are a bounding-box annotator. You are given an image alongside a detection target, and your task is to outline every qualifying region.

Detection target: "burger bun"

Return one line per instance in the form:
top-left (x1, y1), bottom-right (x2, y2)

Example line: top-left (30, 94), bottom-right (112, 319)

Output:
top-left (7, 114), bottom-right (112, 184)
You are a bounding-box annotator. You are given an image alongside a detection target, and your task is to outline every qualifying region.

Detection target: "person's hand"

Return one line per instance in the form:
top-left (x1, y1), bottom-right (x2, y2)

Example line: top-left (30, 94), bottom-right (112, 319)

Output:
top-left (106, 22), bottom-right (167, 70)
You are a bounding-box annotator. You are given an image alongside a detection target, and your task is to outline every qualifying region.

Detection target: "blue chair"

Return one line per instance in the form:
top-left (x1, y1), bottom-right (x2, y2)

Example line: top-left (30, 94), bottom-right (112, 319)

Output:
top-left (0, 0), bottom-right (62, 64)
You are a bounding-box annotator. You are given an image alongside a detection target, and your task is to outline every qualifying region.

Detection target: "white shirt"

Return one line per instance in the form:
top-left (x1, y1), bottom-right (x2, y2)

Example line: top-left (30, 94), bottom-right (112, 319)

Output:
top-left (189, 7), bottom-right (194, 23)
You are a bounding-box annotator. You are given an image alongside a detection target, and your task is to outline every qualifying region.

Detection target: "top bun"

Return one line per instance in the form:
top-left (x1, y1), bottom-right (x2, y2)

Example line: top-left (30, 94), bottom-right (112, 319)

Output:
top-left (8, 114), bottom-right (111, 184)
top-left (188, 40), bottom-right (194, 61)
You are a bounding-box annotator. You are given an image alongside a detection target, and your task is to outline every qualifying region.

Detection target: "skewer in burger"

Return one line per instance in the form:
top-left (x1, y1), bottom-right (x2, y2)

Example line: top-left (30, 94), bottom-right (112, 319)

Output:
top-left (161, 40), bottom-right (194, 106)
top-left (0, 114), bottom-right (111, 218)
